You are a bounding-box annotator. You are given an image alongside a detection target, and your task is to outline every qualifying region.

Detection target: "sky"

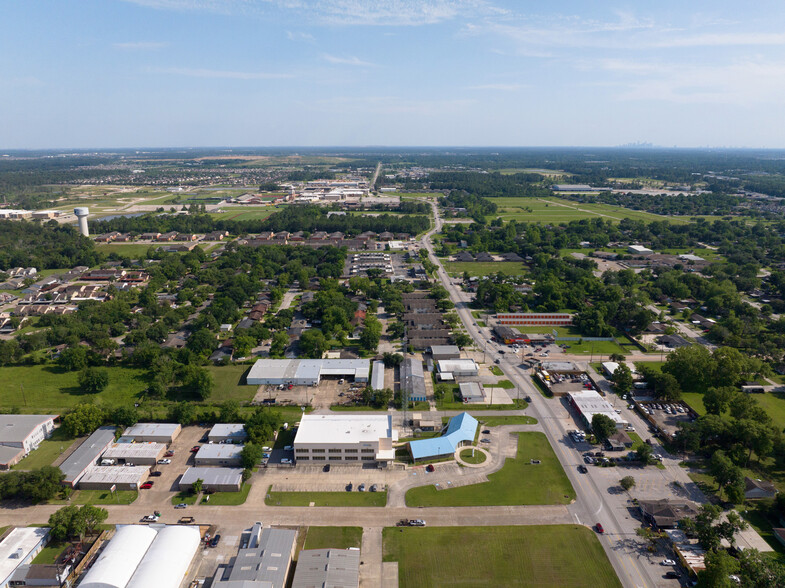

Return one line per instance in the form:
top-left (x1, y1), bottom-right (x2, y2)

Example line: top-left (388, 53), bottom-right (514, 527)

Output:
top-left (2, 0), bottom-right (785, 149)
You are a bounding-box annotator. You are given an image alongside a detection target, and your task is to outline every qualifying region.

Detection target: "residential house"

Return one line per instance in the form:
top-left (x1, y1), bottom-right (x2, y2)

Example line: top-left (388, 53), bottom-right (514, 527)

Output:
top-left (744, 477), bottom-right (778, 500)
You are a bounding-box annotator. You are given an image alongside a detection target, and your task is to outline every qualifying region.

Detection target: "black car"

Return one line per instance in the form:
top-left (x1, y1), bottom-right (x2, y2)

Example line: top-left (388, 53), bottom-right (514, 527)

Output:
top-left (482, 429), bottom-right (490, 434)
top-left (150, 471), bottom-right (162, 477)
top-left (578, 465), bottom-right (588, 474)
top-left (210, 534), bottom-right (221, 547)
top-left (323, 464), bottom-right (330, 472)
top-left (346, 482), bottom-right (353, 491)
top-left (524, 396), bottom-right (532, 403)
top-left (664, 571), bottom-right (680, 579)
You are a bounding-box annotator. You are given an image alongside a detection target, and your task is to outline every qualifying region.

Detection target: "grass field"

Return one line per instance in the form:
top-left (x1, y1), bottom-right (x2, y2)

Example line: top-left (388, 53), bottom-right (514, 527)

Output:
top-left (51, 489), bottom-right (137, 505)
top-left (383, 525), bottom-right (621, 588)
top-left (94, 243), bottom-right (161, 257)
top-left (303, 526), bottom-right (363, 550)
top-left (442, 260), bottom-right (528, 277)
top-left (202, 483), bottom-right (251, 506)
top-left (680, 392), bottom-right (707, 416)
top-left (210, 208), bottom-right (277, 221)
top-left (478, 416), bottom-right (538, 426)
top-left (458, 448), bottom-right (487, 464)
top-left (488, 197), bottom-right (690, 225)
top-left (405, 432), bottom-right (574, 506)
top-left (171, 490), bottom-right (198, 505)
top-left (13, 427), bottom-right (77, 470)
top-left (515, 325), bottom-right (631, 356)
top-left (206, 364), bottom-right (256, 403)
top-left (265, 486), bottom-right (387, 507)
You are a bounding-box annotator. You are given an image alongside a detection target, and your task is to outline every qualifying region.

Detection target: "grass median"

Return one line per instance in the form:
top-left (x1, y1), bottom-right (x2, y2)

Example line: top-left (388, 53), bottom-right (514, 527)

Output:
top-left (303, 526), bottom-right (363, 550)
top-left (405, 432), bottom-right (574, 507)
top-left (384, 525), bottom-right (621, 588)
top-left (265, 485), bottom-right (387, 507)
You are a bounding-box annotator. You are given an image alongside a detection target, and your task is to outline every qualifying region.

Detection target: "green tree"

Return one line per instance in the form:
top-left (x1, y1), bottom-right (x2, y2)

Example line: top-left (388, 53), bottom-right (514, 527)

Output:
top-left (703, 386), bottom-right (737, 416)
top-left (62, 404), bottom-right (106, 437)
top-left (181, 364), bottom-right (213, 400)
top-left (452, 333), bottom-right (472, 349)
top-left (240, 443), bottom-right (265, 469)
top-left (299, 329), bottom-right (328, 359)
top-left (219, 400), bottom-right (241, 423)
top-left (636, 442), bottom-right (653, 465)
top-left (620, 476), bottom-right (636, 491)
top-left (709, 450), bottom-right (744, 502)
top-left (591, 413), bottom-right (616, 442)
top-left (48, 505), bottom-right (80, 542)
top-left (697, 549), bottom-right (739, 588)
top-left (269, 331), bottom-right (289, 358)
top-left (78, 367), bottom-right (110, 394)
top-left (57, 345), bottom-right (88, 371)
top-left (610, 363), bottom-right (633, 396)
top-left (232, 334), bottom-right (256, 358)
top-left (168, 401), bottom-right (198, 425)
top-left (192, 478), bottom-right (203, 494)
top-left (359, 316), bottom-right (382, 353)
top-left (111, 406), bottom-right (138, 427)
top-left (77, 504), bottom-right (108, 537)
top-left (662, 345), bottom-right (715, 393)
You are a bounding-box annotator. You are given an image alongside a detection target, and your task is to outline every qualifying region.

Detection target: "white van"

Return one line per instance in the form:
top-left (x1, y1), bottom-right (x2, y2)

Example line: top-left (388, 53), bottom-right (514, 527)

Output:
top-left (101, 458), bottom-right (116, 466)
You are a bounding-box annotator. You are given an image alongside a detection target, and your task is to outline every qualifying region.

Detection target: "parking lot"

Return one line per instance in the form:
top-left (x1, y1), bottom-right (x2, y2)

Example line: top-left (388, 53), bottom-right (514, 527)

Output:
top-left (252, 378), bottom-right (363, 410)
top-left (638, 401), bottom-right (696, 438)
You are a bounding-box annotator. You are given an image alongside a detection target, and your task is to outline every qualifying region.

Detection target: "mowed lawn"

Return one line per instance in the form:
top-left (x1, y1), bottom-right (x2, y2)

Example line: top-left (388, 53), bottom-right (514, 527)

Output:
top-left (304, 526), bottom-right (363, 550)
top-left (405, 432), bottom-right (575, 506)
top-left (682, 389), bottom-right (785, 432)
top-left (13, 427), bottom-right (77, 470)
top-left (265, 486), bottom-right (387, 507)
top-left (94, 243), bottom-right (162, 257)
top-left (442, 261), bottom-right (528, 277)
top-left (384, 525), bottom-right (621, 588)
top-left (488, 197), bottom-right (688, 225)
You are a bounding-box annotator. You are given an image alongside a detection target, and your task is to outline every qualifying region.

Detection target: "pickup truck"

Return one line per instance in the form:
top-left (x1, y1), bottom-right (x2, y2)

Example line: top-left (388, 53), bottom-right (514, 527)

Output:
top-left (178, 516), bottom-right (195, 524)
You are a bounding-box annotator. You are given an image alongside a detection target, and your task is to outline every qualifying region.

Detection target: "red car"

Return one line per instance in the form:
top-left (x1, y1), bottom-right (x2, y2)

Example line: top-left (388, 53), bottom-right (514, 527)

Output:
top-left (596, 523), bottom-right (604, 534)
top-left (425, 464), bottom-right (435, 472)
top-left (164, 450), bottom-right (175, 457)
top-left (141, 481), bottom-right (154, 489)
top-left (190, 446), bottom-right (201, 453)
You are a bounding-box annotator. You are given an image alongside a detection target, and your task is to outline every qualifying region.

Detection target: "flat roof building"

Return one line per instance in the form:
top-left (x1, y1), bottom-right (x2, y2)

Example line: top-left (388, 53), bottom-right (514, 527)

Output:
top-left (294, 414), bottom-right (398, 467)
top-left (428, 345), bottom-right (460, 360)
top-left (179, 466), bottom-right (243, 492)
top-left (402, 357), bottom-right (427, 402)
top-left (0, 415), bottom-right (57, 470)
top-left (436, 359), bottom-right (479, 377)
top-left (212, 526), bottom-right (297, 588)
top-left (567, 390), bottom-right (627, 430)
top-left (246, 359), bottom-right (370, 386)
top-left (628, 245), bottom-right (654, 255)
top-left (0, 527), bottom-right (50, 588)
top-left (370, 360), bottom-right (385, 392)
top-left (60, 426), bottom-right (117, 487)
top-left (102, 442), bottom-right (166, 465)
top-left (458, 382), bottom-right (485, 403)
top-left (194, 444), bottom-right (244, 467)
top-left (292, 548), bottom-right (360, 588)
top-left (78, 465), bottom-right (150, 491)
top-left (121, 423), bottom-right (181, 444)
top-left (207, 424), bottom-right (247, 444)
top-left (408, 412), bottom-right (478, 462)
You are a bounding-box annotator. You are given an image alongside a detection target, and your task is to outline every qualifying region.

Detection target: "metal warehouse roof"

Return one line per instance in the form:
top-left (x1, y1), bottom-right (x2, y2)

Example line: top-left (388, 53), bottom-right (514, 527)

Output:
top-left (292, 548), bottom-right (360, 588)
top-left (409, 412), bottom-right (478, 460)
top-left (216, 528), bottom-right (296, 587)
top-left (102, 442), bottom-right (165, 460)
top-left (126, 525), bottom-right (201, 588)
top-left (459, 382), bottom-right (484, 403)
top-left (0, 527), bottom-right (50, 587)
top-left (247, 359), bottom-right (370, 383)
top-left (371, 361), bottom-right (385, 391)
top-left (123, 423), bottom-right (180, 438)
top-left (79, 465), bottom-right (150, 485)
top-left (208, 424), bottom-right (247, 439)
top-left (436, 359), bottom-right (478, 373)
top-left (78, 525), bottom-right (156, 588)
top-left (59, 426), bottom-right (117, 483)
top-left (0, 446), bottom-right (23, 466)
top-left (196, 444), bottom-right (244, 460)
top-left (180, 466), bottom-right (244, 487)
top-left (294, 414), bottom-right (397, 445)
top-left (0, 415), bottom-right (56, 444)
top-left (428, 345), bottom-right (460, 356)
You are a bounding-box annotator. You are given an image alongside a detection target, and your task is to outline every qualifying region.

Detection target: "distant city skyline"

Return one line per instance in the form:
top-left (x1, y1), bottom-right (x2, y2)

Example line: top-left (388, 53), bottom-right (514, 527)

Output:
top-left (2, 0), bottom-right (784, 148)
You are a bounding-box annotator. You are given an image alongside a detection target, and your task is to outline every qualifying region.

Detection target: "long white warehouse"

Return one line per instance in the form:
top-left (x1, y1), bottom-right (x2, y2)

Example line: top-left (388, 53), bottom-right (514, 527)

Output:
top-left (246, 359), bottom-right (370, 386)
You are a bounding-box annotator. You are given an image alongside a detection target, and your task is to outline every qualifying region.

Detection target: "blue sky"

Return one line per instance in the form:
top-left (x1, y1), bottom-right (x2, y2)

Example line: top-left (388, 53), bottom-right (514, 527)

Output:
top-left (2, 0), bottom-right (785, 148)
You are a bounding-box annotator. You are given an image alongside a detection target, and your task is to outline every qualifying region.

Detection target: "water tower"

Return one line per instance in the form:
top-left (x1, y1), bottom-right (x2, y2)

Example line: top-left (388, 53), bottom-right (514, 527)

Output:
top-left (74, 207), bottom-right (89, 237)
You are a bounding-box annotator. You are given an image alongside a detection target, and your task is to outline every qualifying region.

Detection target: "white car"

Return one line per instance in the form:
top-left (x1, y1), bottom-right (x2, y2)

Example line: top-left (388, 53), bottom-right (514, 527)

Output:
top-left (281, 458), bottom-right (292, 464)
top-left (284, 445), bottom-right (293, 451)
top-left (157, 459), bottom-right (171, 465)
top-left (660, 559), bottom-right (676, 566)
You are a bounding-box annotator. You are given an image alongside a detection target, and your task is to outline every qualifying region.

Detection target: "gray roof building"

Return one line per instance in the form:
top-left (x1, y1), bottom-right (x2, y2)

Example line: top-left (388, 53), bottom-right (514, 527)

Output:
top-left (121, 423), bottom-right (181, 444)
top-left (179, 467), bottom-right (243, 492)
top-left (195, 444), bottom-right (244, 467)
top-left (292, 548), bottom-right (360, 588)
top-left (402, 357), bottom-right (427, 402)
top-left (371, 361), bottom-right (385, 392)
top-left (60, 427), bottom-right (117, 486)
top-left (208, 424), bottom-right (248, 443)
top-left (428, 345), bottom-right (460, 360)
top-left (212, 526), bottom-right (297, 588)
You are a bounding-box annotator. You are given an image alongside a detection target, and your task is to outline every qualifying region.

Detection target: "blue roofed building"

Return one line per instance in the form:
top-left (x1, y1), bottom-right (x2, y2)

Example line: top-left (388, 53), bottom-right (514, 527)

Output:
top-left (408, 412), bottom-right (478, 462)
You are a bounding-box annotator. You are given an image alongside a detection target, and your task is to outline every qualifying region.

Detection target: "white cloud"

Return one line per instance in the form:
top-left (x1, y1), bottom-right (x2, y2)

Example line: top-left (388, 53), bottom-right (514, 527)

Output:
top-left (114, 41), bottom-right (168, 50)
top-left (322, 54), bottom-right (376, 66)
top-left (286, 30), bottom-right (315, 42)
top-left (150, 67), bottom-right (295, 79)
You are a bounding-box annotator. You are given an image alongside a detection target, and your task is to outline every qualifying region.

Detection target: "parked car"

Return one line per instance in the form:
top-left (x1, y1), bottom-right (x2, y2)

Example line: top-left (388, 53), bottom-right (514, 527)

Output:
top-left (284, 445), bottom-right (293, 451)
top-left (494, 359), bottom-right (501, 364)
top-left (140, 481), bottom-right (154, 489)
top-left (281, 458), bottom-right (292, 464)
top-left (425, 464), bottom-right (435, 472)
top-left (346, 482), bottom-right (353, 492)
top-left (482, 429), bottom-right (490, 434)
top-left (664, 571), bottom-right (680, 579)
top-left (370, 484), bottom-right (378, 492)
top-left (584, 456), bottom-right (594, 464)
top-left (140, 514), bottom-right (158, 522)
top-left (175, 503), bottom-right (188, 509)
top-left (157, 459), bottom-right (171, 465)
top-left (190, 446), bottom-right (200, 453)
top-left (150, 471), bottom-right (162, 477)
top-left (358, 483), bottom-right (366, 492)
top-left (210, 534), bottom-right (221, 547)
top-left (660, 559), bottom-right (676, 566)
top-left (409, 519), bottom-right (426, 527)
top-left (323, 464), bottom-right (330, 472)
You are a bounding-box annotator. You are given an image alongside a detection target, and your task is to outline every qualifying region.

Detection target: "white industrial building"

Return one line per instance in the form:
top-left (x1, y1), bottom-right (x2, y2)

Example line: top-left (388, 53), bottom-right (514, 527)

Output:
top-left (179, 467), bottom-right (243, 492)
top-left (428, 345), bottom-right (461, 360)
top-left (628, 245), bottom-right (653, 255)
top-left (194, 444), bottom-right (244, 467)
top-left (246, 359), bottom-right (370, 386)
top-left (0, 414), bottom-right (57, 470)
top-left (458, 382), bottom-right (485, 403)
top-left (120, 423), bottom-right (181, 444)
top-left (370, 360), bottom-right (385, 391)
top-left (208, 423), bottom-right (247, 444)
top-left (436, 359), bottom-right (479, 378)
top-left (568, 390), bottom-right (627, 430)
top-left (79, 525), bottom-right (201, 588)
top-left (0, 527), bottom-right (50, 588)
top-left (293, 414), bottom-right (397, 467)
top-left (78, 465), bottom-right (150, 491)
top-left (102, 442), bottom-right (166, 465)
